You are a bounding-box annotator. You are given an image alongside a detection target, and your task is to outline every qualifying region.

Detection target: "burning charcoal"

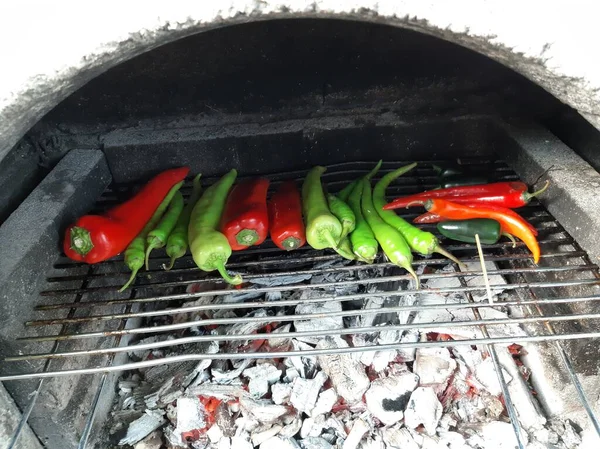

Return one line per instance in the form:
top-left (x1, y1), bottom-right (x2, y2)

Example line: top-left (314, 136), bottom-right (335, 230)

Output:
top-left (414, 347), bottom-right (457, 387)
top-left (316, 337), bottom-right (370, 404)
top-left (380, 426), bottom-right (419, 449)
top-left (397, 330), bottom-right (419, 362)
top-left (271, 382), bottom-right (293, 405)
top-left (235, 415), bottom-right (260, 433)
top-left (206, 424), bottom-right (223, 443)
top-left (260, 436), bottom-right (302, 449)
top-left (186, 383), bottom-right (247, 400)
top-left (290, 371), bottom-right (328, 413)
top-left (531, 427), bottom-right (559, 445)
top-left (463, 260), bottom-right (507, 302)
top-left (404, 387), bottom-right (443, 436)
top-left (269, 323), bottom-right (293, 348)
top-left (213, 359), bottom-right (253, 384)
top-left (467, 421), bottom-right (529, 449)
top-left (119, 410), bottom-right (167, 446)
top-left (359, 433), bottom-right (384, 449)
top-left (231, 435), bottom-right (253, 449)
top-left (364, 372), bottom-right (419, 425)
top-left (240, 397), bottom-right (288, 424)
top-left (324, 415), bottom-right (347, 439)
top-left (224, 309), bottom-right (270, 351)
top-left (342, 418), bottom-right (369, 449)
top-left (175, 397), bottom-right (207, 442)
top-left (215, 401), bottom-right (236, 437)
top-left (358, 296), bottom-right (385, 328)
top-left (217, 436), bottom-right (231, 449)
top-left (310, 388), bottom-right (338, 417)
top-left (284, 367), bottom-right (301, 383)
top-left (370, 349), bottom-right (397, 373)
top-left (298, 436), bottom-right (334, 449)
top-left (300, 415), bottom-right (327, 438)
top-left (191, 439), bottom-right (209, 449)
top-left (164, 424), bottom-right (189, 448)
top-left (437, 430), bottom-right (469, 449)
top-left (561, 420), bottom-right (583, 448)
top-left (243, 363), bottom-right (283, 398)
top-left (252, 424), bottom-right (283, 446)
top-left (133, 430), bottom-right (163, 449)
top-left (280, 418), bottom-right (303, 438)
top-left (294, 300), bottom-right (344, 344)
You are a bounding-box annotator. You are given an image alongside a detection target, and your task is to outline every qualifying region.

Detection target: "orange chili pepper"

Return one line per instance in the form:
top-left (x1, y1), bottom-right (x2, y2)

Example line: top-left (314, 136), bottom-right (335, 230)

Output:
top-left (423, 199), bottom-right (540, 263)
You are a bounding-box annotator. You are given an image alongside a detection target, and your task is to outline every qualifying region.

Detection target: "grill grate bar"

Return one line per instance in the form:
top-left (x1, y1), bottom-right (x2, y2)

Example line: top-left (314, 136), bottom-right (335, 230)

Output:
top-left (2, 332), bottom-right (600, 381)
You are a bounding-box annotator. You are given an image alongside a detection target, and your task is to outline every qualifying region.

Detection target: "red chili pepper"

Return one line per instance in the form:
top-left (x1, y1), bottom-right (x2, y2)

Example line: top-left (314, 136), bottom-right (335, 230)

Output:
top-left (383, 181), bottom-right (528, 210)
top-left (64, 167), bottom-right (190, 264)
top-left (268, 180), bottom-right (306, 251)
top-left (413, 206), bottom-right (538, 236)
top-left (423, 199), bottom-right (540, 263)
top-left (221, 178), bottom-right (270, 251)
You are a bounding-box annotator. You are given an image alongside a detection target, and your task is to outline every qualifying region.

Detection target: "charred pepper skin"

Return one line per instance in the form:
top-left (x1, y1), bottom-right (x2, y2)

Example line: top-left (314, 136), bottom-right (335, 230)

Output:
top-left (221, 178), bottom-right (270, 251)
top-left (302, 166), bottom-right (343, 250)
top-left (189, 169), bottom-right (242, 285)
top-left (165, 174), bottom-right (203, 270)
top-left (64, 167), bottom-right (190, 264)
top-left (268, 180), bottom-right (306, 251)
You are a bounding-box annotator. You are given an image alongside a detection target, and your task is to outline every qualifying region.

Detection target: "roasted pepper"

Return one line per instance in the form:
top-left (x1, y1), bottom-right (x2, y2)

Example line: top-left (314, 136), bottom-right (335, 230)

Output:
top-left (64, 167), bottom-right (190, 264)
top-left (189, 169), bottom-right (242, 285)
top-left (437, 219), bottom-right (501, 245)
top-left (384, 181), bottom-right (528, 210)
top-left (221, 178), bottom-right (270, 251)
top-left (424, 199), bottom-right (540, 263)
top-left (328, 194), bottom-right (355, 240)
top-left (302, 166), bottom-right (343, 249)
top-left (268, 180), bottom-right (306, 251)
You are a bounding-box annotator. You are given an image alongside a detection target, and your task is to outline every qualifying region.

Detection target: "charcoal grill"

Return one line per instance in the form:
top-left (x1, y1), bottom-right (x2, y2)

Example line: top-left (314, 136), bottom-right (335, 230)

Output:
top-left (2, 16), bottom-right (600, 449)
top-left (2, 156), bottom-right (600, 448)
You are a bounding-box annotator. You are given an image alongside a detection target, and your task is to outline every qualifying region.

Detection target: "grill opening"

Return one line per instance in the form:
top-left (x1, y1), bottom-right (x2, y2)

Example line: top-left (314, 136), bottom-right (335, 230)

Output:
top-left (2, 17), bottom-right (600, 449)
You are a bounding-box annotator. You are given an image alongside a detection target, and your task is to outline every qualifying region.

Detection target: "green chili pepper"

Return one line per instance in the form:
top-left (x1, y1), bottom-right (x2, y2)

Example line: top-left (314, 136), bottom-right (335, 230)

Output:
top-left (144, 191), bottom-right (184, 269)
top-left (362, 179), bottom-right (418, 287)
top-left (188, 169), bottom-right (242, 285)
top-left (432, 163), bottom-right (464, 178)
top-left (348, 181), bottom-right (378, 263)
top-left (302, 166), bottom-right (343, 249)
top-left (437, 219), bottom-right (501, 244)
top-left (373, 163), bottom-right (463, 267)
top-left (338, 160), bottom-right (382, 202)
top-left (334, 236), bottom-right (356, 261)
top-left (328, 194), bottom-right (355, 240)
top-left (120, 181), bottom-right (184, 291)
top-left (165, 174), bottom-right (202, 270)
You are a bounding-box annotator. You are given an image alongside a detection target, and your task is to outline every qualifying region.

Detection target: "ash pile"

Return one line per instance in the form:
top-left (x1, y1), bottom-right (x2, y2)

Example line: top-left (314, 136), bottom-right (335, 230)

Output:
top-left (108, 259), bottom-right (584, 449)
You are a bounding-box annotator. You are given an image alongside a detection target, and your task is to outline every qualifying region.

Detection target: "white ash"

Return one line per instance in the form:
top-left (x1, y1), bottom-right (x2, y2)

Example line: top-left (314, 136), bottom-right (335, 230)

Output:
top-left (252, 274), bottom-right (314, 286)
top-left (272, 382), bottom-right (293, 405)
top-left (243, 363), bottom-right (282, 398)
top-left (311, 389), bottom-right (338, 417)
top-left (466, 421), bottom-right (529, 449)
top-left (280, 418), bottom-right (303, 438)
top-left (298, 436), bottom-right (333, 449)
top-left (343, 417), bottom-right (370, 449)
top-left (206, 424), bottom-right (223, 443)
top-left (316, 336), bottom-right (370, 404)
top-left (365, 372), bottom-right (419, 425)
top-left (414, 347), bottom-right (457, 387)
top-left (260, 436), bottom-right (302, 449)
top-left (290, 339), bottom-right (318, 377)
top-left (119, 410), bottom-right (167, 446)
top-left (231, 435), bottom-right (254, 449)
top-left (239, 396), bottom-right (289, 424)
top-left (358, 295), bottom-right (385, 328)
top-left (404, 387), bottom-right (443, 436)
top-left (252, 425), bottom-right (283, 446)
top-left (186, 384), bottom-right (247, 400)
top-left (380, 426), bottom-right (420, 449)
top-left (294, 299), bottom-right (344, 344)
top-left (269, 323), bottom-right (293, 348)
top-left (175, 397), bottom-right (206, 441)
top-left (212, 359), bottom-right (252, 384)
top-left (290, 371), bottom-right (328, 413)
top-left (462, 260), bottom-right (507, 302)
top-left (164, 424), bottom-right (189, 448)
top-left (397, 330), bottom-right (419, 362)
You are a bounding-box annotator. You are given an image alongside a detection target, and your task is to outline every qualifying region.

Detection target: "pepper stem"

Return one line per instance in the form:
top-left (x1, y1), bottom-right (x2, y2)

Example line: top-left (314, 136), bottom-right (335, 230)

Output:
top-left (70, 226), bottom-right (94, 256)
top-left (145, 242), bottom-right (159, 271)
top-left (236, 229), bottom-right (259, 246)
top-left (523, 180), bottom-right (550, 203)
top-left (502, 232), bottom-right (517, 248)
top-left (164, 257), bottom-right (176, 271)
top-left (215, 263), bottom-right (243, 285)
top-left (324, 231), bottom-right (340, 249)
top-left (435, 245), bottom-right (467, 269)
top-left (281, 237), bottom-right (302, 251)
top-left (119, 267), bottom-right (139, 292)
top-left (405, 265), bottom-right (420, 290)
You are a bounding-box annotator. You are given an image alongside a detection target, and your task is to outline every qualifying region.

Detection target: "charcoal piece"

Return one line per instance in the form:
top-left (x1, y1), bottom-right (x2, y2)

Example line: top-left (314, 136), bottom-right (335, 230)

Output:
top-left (364, 373), bottom-right (419, 425)
top-left (239, 397), bottom-right (288, 424)
top-left (310, 388), bottom-right (338, 417)
top-left (404, 387), bottom-right (443, 436)
top-left (119, 410), bottom-right (167, 446)
top-left (414, 347), bottom-right (457, 386)
top-left (299, 437), bottom-right (334, 449)
top-left (243, 363), bottom-right (283, 398)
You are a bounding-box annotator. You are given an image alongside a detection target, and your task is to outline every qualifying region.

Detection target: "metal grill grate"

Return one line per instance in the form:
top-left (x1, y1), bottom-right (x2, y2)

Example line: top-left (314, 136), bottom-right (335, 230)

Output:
top-left (3, 160), bottom-right (600, 448)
